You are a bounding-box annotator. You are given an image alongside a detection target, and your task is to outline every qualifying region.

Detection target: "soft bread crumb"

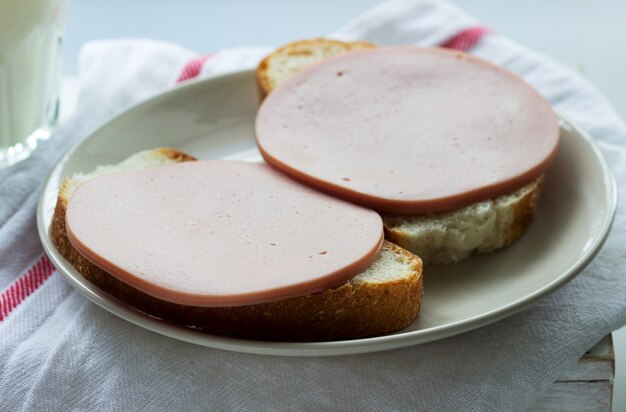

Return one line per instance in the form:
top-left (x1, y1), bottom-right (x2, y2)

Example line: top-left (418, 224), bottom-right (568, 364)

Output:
top-left (352, 243), bottom-right (416, 285)
top-left (383, 177), bottom-right (543, 265)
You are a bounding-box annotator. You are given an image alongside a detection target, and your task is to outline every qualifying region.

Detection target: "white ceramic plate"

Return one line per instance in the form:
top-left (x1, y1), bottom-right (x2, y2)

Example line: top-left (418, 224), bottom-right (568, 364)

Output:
top-left (37, 70), bottom-right (617, 356)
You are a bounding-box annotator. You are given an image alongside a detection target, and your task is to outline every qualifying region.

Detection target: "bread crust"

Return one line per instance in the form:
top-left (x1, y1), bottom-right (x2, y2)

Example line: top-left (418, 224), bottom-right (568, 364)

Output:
top-left (51, 148), bottom-right (423, 342)
top-left (256, 38), bottom-right (375, 99)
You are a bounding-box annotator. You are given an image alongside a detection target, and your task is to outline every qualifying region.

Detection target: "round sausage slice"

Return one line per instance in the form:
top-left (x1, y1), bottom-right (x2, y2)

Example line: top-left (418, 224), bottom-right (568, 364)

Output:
top-left (255, 47), bottom-right (560, 214)
top-left (65, 160), bottom-right (383, 307)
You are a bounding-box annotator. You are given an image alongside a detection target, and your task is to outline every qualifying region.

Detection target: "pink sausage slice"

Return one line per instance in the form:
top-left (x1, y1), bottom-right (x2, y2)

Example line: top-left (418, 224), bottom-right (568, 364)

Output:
top-left (65, 160), bottom-right (383, 307)
top-left (255, 47), bottom-right (560, 214)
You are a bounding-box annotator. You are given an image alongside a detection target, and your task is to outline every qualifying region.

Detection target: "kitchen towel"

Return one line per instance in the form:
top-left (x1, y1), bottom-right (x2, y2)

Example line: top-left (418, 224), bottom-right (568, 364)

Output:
top-left (1, 0), bottom-right (625, 410)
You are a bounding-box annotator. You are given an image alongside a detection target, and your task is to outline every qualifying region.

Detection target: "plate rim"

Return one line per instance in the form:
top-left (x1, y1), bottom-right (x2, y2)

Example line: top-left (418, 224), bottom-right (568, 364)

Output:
top-left (37, 69), bottom-right (618, 357)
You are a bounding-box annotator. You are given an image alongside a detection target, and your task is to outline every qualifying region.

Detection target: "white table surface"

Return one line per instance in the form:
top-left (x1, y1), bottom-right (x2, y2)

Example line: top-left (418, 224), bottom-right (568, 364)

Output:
top-left (60, 0), bottom-right (626, 409)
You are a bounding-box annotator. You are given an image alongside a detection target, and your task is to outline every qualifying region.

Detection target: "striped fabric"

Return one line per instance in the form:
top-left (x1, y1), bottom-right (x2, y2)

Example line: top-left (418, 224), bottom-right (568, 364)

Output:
top-left (0, 256), bottom-right (55, 321)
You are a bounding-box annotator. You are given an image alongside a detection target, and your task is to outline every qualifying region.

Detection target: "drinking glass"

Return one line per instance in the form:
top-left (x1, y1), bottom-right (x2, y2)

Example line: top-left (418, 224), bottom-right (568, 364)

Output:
top-left (0, 0), bottom-right (69, 168)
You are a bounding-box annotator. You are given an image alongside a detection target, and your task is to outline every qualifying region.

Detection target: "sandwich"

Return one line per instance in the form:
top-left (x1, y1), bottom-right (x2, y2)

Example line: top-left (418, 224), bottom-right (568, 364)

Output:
top-left (52, 148), bottom-right (423, 342)
top-left (256, 39), bottom-right (557, 265)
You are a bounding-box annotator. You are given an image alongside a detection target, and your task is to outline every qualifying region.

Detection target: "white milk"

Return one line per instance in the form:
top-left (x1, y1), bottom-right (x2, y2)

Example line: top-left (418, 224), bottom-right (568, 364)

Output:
top-left (0, 0), bottom-right (68, 166)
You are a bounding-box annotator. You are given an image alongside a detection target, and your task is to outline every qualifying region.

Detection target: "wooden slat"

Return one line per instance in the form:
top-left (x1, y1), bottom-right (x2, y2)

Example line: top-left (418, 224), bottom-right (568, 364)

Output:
top-left (529, 382), bottom-right (612, 412)
top-left (528, 335), bottom-right (614, 411)
top-left (556, 335), bottom-right (615, 382)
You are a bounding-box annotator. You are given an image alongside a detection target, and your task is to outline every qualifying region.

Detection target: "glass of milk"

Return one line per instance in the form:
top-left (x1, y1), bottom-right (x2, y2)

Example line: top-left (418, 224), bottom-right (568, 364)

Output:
top-left (0, 0), bottom-right (69, 168)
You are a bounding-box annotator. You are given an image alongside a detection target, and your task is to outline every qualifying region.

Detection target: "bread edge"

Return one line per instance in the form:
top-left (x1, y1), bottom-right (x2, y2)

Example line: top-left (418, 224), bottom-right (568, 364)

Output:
top-left (256, 38), bottom-right (376, 99)
top-left (384, 176), bottom-right (544, 264)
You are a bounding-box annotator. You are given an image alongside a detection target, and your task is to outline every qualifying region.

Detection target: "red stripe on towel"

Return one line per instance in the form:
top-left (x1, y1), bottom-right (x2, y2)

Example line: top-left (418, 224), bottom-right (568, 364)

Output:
top-left (0, 255), bottom-right (56, 321)
top-left (176, 55), bottom-right (213, 83)
top-left (439, 26), bottom-right (492, 51)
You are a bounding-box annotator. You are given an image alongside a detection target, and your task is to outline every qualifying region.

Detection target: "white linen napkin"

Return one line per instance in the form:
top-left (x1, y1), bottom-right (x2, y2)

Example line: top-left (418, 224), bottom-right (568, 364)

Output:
top-left (2, 0), bottom-right (625, 410)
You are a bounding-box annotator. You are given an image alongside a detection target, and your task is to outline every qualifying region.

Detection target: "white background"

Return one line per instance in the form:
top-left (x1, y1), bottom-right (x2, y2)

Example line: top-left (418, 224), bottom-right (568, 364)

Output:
top-left (60, 0), bottom-right (626, 408)
top-left (62, 0), bottom-right (626, 118)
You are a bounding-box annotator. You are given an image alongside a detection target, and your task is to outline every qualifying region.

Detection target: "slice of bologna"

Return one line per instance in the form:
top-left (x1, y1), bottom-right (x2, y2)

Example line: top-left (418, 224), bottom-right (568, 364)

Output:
top-left (255, 46), bottom-right (560, 214)
top-left (65, 160), bottom-right (383, 307)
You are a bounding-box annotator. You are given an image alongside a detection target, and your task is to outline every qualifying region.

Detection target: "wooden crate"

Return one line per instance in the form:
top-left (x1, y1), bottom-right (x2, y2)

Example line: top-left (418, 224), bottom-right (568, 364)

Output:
top-left (529, 335), bottom-right (614, 411)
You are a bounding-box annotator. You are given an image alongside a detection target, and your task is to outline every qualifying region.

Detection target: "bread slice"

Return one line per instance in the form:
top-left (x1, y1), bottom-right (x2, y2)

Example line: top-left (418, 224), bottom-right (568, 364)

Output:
top-left (51, 147), bottom-right (423, 341)
top-left (257, 39), bottom-right (544, 265)
top-left (383, 177), bottom-right (543, 265)
top-left (256, 38), bottom-right (375, 99)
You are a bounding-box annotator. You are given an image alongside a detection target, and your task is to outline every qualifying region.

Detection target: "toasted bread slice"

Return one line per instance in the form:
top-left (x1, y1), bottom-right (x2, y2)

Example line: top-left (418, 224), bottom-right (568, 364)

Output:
top-left (256, 38), bottom-right (375, 99)
top-left (51, 148), bottom-right (423, 341)
top-left (257, 39), bottom-right (544, 265)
